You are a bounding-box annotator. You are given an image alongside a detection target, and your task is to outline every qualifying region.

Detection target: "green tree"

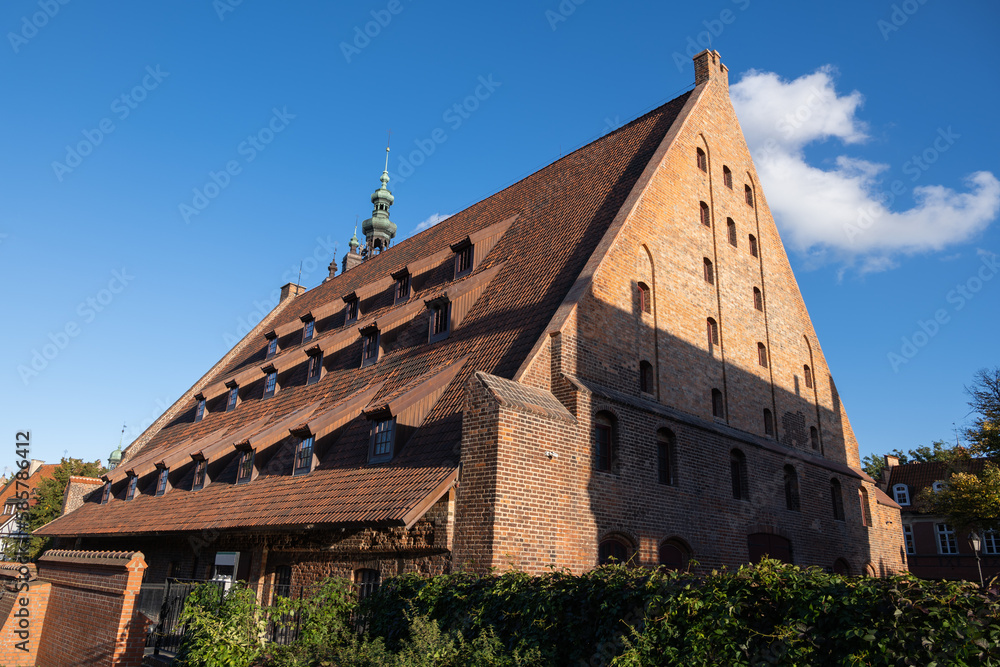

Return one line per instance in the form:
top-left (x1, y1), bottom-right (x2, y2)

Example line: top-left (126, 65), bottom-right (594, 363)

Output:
top-left (17, 457), bottom-right (105, 560)
top-left (966, 367), bottom-right (1000, 459)
top-left (917, 462), bottom-right (1000, 533)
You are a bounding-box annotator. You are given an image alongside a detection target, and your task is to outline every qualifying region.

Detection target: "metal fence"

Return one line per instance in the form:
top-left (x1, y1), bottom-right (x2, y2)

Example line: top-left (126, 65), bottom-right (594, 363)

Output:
top-left (139, 578), bottom-right (309, 655)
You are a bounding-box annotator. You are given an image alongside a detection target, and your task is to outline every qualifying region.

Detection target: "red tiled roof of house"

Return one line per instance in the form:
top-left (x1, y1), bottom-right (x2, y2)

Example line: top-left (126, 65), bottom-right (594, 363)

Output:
top-left (885, 458), bottom-right (990, 511)
top-left (38, 90), bottom-right (693, 538)
top-left (0, 463), bottom-right (59, 522)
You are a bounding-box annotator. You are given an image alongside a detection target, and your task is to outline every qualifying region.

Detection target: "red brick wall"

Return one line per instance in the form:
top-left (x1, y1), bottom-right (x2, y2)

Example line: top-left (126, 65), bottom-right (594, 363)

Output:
top-left (0, 568), bottom-right (49, 667)
top-left (34, 550), bottom-right (148, 667)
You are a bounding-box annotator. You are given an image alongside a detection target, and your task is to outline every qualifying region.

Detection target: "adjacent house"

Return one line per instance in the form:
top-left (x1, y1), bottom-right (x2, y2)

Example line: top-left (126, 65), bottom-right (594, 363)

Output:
top-left (37, 51), bottom-right (905, 602)
top-left (0, 460), bottom-right (56, 554)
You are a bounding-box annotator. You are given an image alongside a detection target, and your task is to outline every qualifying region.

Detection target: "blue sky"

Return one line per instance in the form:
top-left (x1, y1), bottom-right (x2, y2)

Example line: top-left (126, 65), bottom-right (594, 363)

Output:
top-left (1, 0), bottom-right (997, 472)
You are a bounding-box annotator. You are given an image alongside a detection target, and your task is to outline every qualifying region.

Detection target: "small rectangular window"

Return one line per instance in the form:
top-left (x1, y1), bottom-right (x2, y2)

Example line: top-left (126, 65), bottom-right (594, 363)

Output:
top-left (984, 530), bottom-right (999, 555)
top-left (303, 319), bottom-right (315, 343)
top-left (395, 273), bottom-right (410, 303)
top-left (307, 352), bottom-right (323, 384)
top-left (345, 298), bottom-right (359, 325)
top-left (749, 234), bottom-right (759, 258)
top-left (723, 166), bottom-right (733, 189)
top-left (361, 329), bottom-right (380, 366)
top-left (195, 398), bottom-right (206, 422)
top-left (266, 337), bottom-right (278, 359)
top-left (264, 371), bottom-right (277, 398)
top-left (237, 450), bottom-right (255, 484)
top-left (936, 523), bottom-right (958, 554)
top-left (903, 525), bottom-right (915, 555)
top-left (753, 288), bottom-right (763, 311)
top-left (294, 436), bottom-right (314, 475)
top-left (595, 424), bottom-right (612, 471)
top-left (727, 219), bottom-right (737, 246)
top-left (703, 258), bottom-right (714, 285)
top-left (757, 343), bottom-right (768, 368)
top-left (745, 184), bottom-right (754, 207)
top-left (226, 386), bottom-right (239, 412)
top-left (155, 468), bottom-right (169, 496)
top-left (455, 245), bottom-right (474, 277)
top-left (192, 459), bottom-right (207, 490)
top-left (696, 148), bottom-right (707, 172)
top-left (101, 481), bottom-right (112, 504)
top-left (125, 475), bottom-right (137, 501)
top-left (370, 418), bottom-right (396, 461)
top-left (429, 302), bottom-right (451, 343)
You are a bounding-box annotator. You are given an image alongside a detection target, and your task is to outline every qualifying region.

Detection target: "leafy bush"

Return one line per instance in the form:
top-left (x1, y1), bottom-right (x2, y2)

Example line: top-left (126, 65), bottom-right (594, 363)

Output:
top-left (173, 562), bottom-right (1000, 667)
top-left (176, 583), bottom-right (266, 667)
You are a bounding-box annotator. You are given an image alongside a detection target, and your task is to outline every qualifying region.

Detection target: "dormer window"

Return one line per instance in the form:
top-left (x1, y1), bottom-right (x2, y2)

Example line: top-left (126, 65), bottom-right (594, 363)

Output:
top-left (195, 397), bottom-right (206, 422)
top-left (294, 436), bottom-right (314, 475)
top-left (428, 299), bottom-right (451, 344)
top-left (303, 319), bottom-right (315, 343)
top-left (932, 481), bottom-right (945, 493)
top-left (345, 297), bottom-right (359, 325)
top-left (361, 328), bottom-right (380, 367)
top-left (369, 418), bottom-right (396, 463)
top-left (192, 459), bottom-right (207, 490)
top-left (226, 385), bottom-right (239, 412)
top-left (266, 336), bottom-right (278, 359)
top-left (892, 483), bottom-right (910, 506)
top-left (155, 468), bottom-right (169, 496)
top-left (263, 370), bottom-right (277, 398)
top-left (394, 272), bottom-right (411, 303)
top-left (236, 450), bottom-right (255, 484)
top-left (454, 244), bottom-right (473, 278)
top-left (101, 481), bottom-right (112, 504)
top-left (125, 475), bottom-right (137, 501)
top-left (307, 352), bottom-right (323, 385)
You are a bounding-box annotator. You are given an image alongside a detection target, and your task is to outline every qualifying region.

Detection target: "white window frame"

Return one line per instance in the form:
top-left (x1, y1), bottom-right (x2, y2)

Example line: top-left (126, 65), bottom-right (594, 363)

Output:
top-left (903, 525), bottom-right (915, 555)
top-left (932, 481), bottom-right (945, 493)
top-left (892, 484), bottom-right (910, 506)
top-left (984, 530), bottom-right (999, 555)
top-left (936, 523), bottom-right (958, 555)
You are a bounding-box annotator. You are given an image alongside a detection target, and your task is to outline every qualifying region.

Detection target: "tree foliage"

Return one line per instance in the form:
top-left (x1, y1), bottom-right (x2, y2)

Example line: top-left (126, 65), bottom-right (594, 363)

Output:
top-left (967, 367), bottom-right (1000, 459)
top-left (917, 462), bottom-right (1000, 533)
top-left (18, 457), bottom-right (105, 560)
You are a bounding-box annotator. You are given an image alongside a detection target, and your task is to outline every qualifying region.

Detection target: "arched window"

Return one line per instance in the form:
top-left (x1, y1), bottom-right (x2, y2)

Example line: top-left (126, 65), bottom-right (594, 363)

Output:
top-left (699, 201), bottom-right (710, 226)
top-left (833, 558), bottom-right (851, 575)
top-left (723, 165), bottom-right (733, 189)
top-left (748, 234), bottom-right (759, 257)
top-left (830, 478), bottom-right (845, 521)
top-left (637, 282), bottom-right (651, 314)
top-left (727, 218), bottom-right (737, 246)
top-left (757, 342), bottom-right (768, 368)
top-left (745, 184), bottom-right (754, 207)
top-left (932, 481), bottom-right (945, 493)
top-left (354, 569), bottom-right (381, 601)
top-left (859, 487), bottom-right (871, 527)
top-left (599, 537), bottom-right (632, 565)
top-left (712, 388), bottom-right (725, 419)
top-left (706, 317), bottom-right (719, 348)
top-left (763, 409), bottom-right (774, 436)
top-left (810, 426), bottom-right (819, 450)
top-left (594, 412), bottom-right (615, 472)
top-left (657, 428), bottom-right (677, 486)
top-left (892, 483), bottom-right (910, 506)
top-left (804, 364), bottom-right (813, 388)
top-left (703, 258), bottom-right (714, 284)
top-left (640, 361), bottom-right (654, 394)
top-left (696, 147), bottom-right (707, 172)
top-left (730, 449), bottom-right (748, 500)
top-left (753, 287), bottom-right (763, 311)
top-left (784, 465), bottom-right (800, 511)
top-left (659, 538), bottom-right (690, 571)
top-left (748, 533), bottom-right (792, 564)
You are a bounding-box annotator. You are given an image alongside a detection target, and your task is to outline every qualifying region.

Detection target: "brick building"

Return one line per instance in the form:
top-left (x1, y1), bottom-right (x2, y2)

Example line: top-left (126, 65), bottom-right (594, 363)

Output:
top-left (38, 51), bottom-right (904, 600)
top-left (0, 461), bottom-right (57, 554)
top-left (882, 456), bottom-right (998, 582)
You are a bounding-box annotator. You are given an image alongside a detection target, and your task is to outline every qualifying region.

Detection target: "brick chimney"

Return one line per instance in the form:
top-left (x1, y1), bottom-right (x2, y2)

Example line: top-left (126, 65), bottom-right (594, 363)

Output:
top-left (279, 282), bottom-right (305, 302)
top-left (884, 454), bottom-right (899, 469)
top-left (693, 49), bottom-right (728, 89)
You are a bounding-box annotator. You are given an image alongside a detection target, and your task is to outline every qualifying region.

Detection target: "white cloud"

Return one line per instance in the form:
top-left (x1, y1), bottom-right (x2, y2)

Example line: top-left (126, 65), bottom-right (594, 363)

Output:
top-left (730, 67), bottom-right (1000, 273)
top-left (412, 212), bottom-right (451, 235)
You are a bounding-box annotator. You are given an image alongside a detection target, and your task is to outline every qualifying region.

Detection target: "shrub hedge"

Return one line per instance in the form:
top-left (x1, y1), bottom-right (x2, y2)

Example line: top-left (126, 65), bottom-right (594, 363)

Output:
top-left (176, 560), bottom-right (1000, 667)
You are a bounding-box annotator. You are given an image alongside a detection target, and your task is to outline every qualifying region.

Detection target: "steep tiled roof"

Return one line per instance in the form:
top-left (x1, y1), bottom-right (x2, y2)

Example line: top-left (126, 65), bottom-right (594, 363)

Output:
top-left (38, 90), bottom-right (693, 537)
top-left (0, 464), bottom-right (58, 524)
top-left (886, 458), bottom-right (990, 500)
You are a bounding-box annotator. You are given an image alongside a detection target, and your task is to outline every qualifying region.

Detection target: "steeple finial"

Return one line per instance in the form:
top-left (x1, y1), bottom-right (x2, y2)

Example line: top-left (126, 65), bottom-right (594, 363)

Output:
top-left (361, 136), bottom-right (397, 257)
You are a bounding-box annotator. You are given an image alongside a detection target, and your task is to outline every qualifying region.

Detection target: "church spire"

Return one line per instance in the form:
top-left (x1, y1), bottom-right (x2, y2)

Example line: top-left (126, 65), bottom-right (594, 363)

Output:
top-left (361, 142), bottom-right (396, 256)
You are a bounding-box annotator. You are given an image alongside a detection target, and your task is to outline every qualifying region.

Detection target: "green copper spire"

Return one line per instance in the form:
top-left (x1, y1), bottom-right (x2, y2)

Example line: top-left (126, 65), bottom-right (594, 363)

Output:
top-left (361, 145), bottom-right (396, 255)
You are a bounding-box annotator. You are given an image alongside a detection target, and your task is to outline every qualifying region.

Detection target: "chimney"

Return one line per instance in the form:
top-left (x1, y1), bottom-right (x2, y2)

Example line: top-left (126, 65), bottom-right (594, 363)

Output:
top-left (279, 283), bottom-right (305, 302)
top-left (28, 459), bottom-right (44, 476)
top-left (693, 49), bottom-right (728, 89)
top-left (884, 454), bottom-right (899, 469)
top-left (342, 249), bottom-right (364, 273)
